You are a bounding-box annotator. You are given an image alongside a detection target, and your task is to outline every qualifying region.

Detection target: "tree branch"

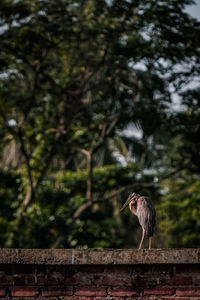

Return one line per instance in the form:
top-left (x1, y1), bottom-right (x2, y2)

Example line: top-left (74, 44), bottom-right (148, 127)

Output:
top-left (71, 165), bottom-right (185, 223)
top-left (76, 148), bottom-right (93, 203)
top-left (92, 112), bottom-right (121, 153)
top-left (82, 42), bottom-right (110, 93)
top-left (17, 127), bottom-right (35, 207)
top-left (72, 182), bottom-right (154, 223)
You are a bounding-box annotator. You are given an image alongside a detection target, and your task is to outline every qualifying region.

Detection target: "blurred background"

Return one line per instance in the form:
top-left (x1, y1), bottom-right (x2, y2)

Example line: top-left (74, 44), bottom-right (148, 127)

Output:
top-left (0, 0), bottom-right (200, 249)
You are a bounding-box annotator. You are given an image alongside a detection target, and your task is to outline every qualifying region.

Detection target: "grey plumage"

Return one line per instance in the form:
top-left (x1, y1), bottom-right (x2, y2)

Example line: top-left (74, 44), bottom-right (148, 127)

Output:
top-left (137, 196), bottom-right (156, 237)
top-left (120, 193), bottom-right (156, 249)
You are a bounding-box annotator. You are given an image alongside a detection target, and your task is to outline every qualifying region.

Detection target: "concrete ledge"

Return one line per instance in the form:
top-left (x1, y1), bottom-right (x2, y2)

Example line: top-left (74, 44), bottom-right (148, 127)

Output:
top-left (0, 249), bottom-right (199, 265)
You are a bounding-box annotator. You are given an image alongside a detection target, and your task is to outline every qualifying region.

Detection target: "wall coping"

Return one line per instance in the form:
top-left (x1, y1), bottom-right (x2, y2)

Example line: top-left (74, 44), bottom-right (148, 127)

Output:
top-left (0, 249), bottom-right (199, 265)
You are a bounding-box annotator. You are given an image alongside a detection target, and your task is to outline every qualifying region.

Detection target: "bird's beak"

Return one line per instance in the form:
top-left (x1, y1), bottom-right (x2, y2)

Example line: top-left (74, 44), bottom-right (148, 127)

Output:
top-left (120, 198), bottom-right (131, 212)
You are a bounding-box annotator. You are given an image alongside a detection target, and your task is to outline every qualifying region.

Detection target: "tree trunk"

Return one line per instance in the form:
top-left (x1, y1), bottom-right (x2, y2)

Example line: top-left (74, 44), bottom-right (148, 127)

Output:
top-left (86, 150), bottom-right (93, 202)
top-left (23, 181), bottom-right (36, 208)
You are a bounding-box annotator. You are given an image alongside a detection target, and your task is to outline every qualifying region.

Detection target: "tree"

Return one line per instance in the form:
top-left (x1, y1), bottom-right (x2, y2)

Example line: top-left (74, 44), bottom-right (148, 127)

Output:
top-left (156, 87), bottom-right (200, 248)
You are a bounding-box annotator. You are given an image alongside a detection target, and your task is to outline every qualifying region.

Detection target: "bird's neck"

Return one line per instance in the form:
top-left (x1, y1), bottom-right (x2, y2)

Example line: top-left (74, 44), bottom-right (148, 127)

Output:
top-left (129, 201), bottom-right (137, 216)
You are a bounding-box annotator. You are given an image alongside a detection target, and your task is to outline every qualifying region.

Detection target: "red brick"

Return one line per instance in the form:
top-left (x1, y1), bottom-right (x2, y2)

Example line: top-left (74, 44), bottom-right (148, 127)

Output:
top-left (170, 275), bottom-right (192, 285)
top-left (94, 298), bottom-right (124, 300)
top-left (10, 286), bottom-right (39, 297)
top-left (13, 274), bottom-right (27, 285)
top-left (161, 298), bottom-right (191, 300)
top-left (10, 268), bottom-right (38, 285)
top-left (176, 287), bottom-right (200, 296)
top-left (75, 286), bottom-right (107, 297)
top-left (193, 276), bottom-right (200, 285)
top-left (95, 275), bottom-right (131, 286)
top-left (133, 272), bottom-right (171, 287)
top-left (77, 266), bottom-right (104, 274)
top-left (41, 274), bottom-right (63, 285)
top-left (34, 271), bottom-right (66, 285)
top-left (72, 272), bottom-right (92, 286)
top-left (109, 287), bottom-right (138, 297)
top-left (61, 297), bottom-right (91, 300)
top-left (127, 298), bottom-right (157, 300)
top-left (105, 266), bottom-right (131, 276)
top-left (24, 275), bottom-right (37, 285)
top-left (0, 288), bottom-right (6, 297)
top-left (176, 265), bottom-right (200, 274)
top-left (41, 286), bottom-right (73, 296)
top-left (11, 298), bottom-right (57, 300)
top-left (133, 275), bottom-right (160, 287)
top-left (31, 273), bottom-right (46, 285)
top-left (50, 271), bottom-right (65, 283)
top-left (64, 276), bottom-right (76, 285)
top-left (1, 275), bottom-right (14, 285)
top-left (143, 288), bottom-right (175, 296)
top-left (91, 266), bottom-right (105, 273)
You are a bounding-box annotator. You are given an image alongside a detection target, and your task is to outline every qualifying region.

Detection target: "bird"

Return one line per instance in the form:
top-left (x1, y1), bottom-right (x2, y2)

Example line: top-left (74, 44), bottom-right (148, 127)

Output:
top-left (120, 192), bottom-right (156, 250)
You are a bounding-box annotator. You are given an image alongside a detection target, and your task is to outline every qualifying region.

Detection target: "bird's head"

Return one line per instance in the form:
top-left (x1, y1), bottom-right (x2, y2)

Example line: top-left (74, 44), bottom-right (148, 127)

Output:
top-left (120, 192), bottom-right (140, 212)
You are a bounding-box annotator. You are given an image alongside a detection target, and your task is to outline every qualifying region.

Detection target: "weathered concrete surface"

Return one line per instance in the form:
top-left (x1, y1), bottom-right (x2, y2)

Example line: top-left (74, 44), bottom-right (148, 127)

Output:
top-left (0, 248), bottom-right (199, 265)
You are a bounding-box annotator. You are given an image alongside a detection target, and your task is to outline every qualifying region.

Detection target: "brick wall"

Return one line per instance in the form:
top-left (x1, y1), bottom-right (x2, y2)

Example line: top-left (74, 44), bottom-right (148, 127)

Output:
top-left (0, 249), bottom-right (200, 299)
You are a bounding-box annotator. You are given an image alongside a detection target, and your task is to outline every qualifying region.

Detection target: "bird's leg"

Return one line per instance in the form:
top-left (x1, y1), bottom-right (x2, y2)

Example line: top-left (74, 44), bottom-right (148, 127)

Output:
top-left (148, 237), bottom-right (152, 250)
top-left (138, 227), bottom-right (145, 250)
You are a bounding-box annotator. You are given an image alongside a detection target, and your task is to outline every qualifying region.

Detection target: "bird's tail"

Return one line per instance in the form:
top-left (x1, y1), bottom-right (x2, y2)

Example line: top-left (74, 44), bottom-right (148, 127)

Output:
top-left (144, 215), bottom-right (156, 237)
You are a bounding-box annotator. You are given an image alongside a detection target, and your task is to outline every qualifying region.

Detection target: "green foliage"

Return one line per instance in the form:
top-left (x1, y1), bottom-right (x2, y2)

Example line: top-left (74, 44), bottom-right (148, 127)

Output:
top-left (157, 174), bottom-right (200, 248)
top-left (0, 164), bottom-right (157, 248)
